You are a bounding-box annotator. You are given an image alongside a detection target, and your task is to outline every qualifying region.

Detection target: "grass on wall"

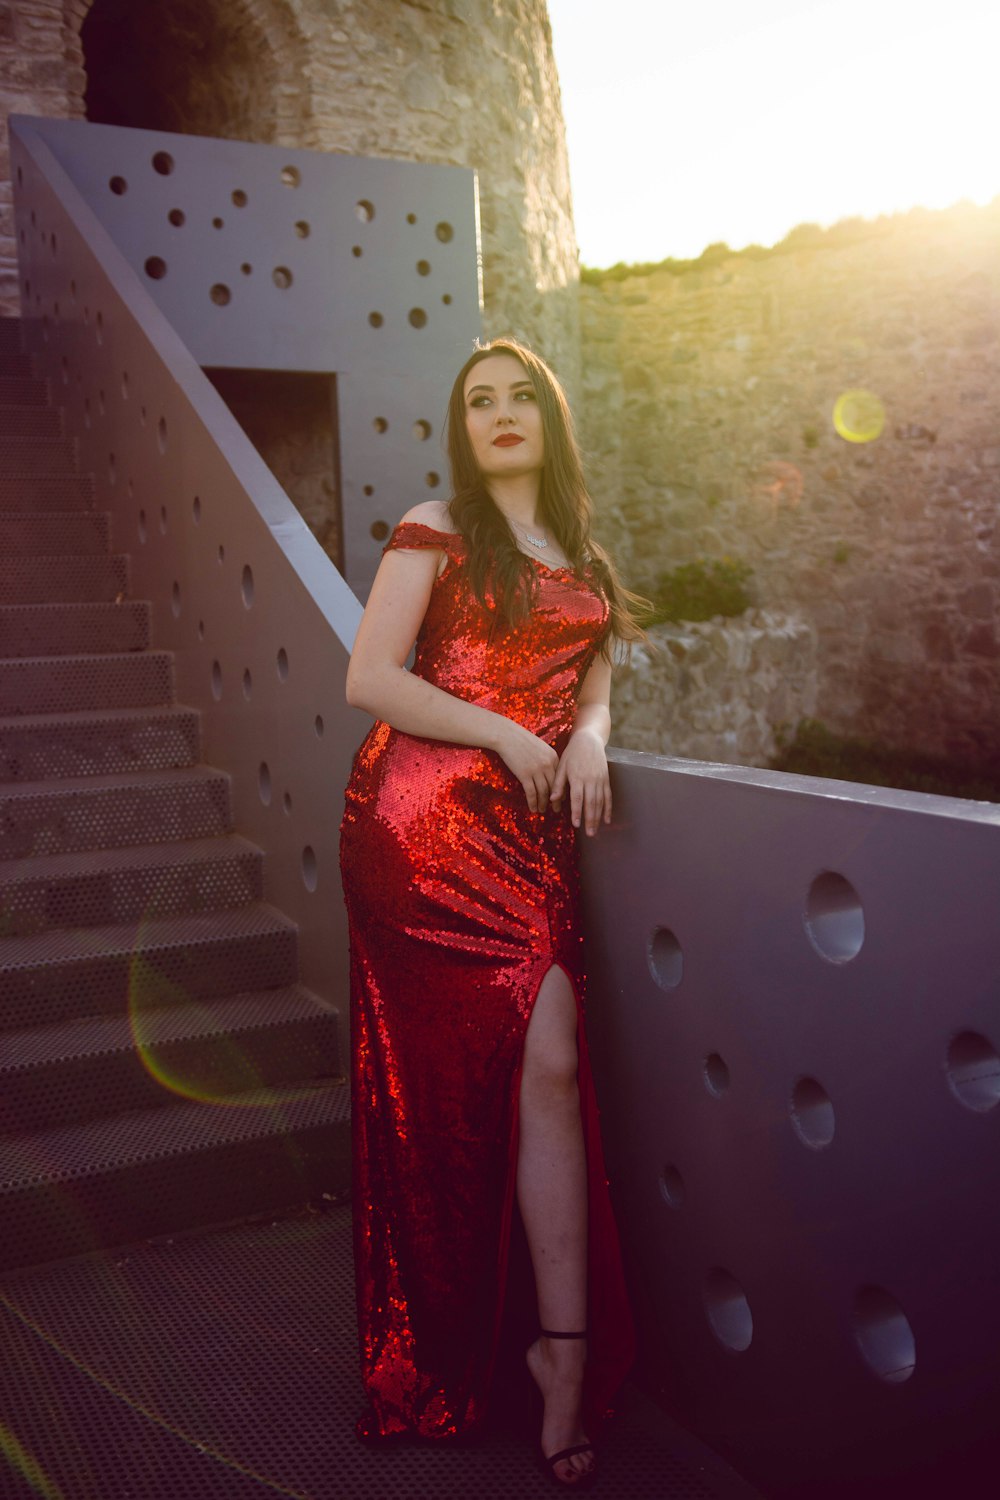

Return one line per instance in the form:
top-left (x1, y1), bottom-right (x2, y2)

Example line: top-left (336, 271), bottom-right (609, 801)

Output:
top-left (770, 719), bottom-right (1000, 804)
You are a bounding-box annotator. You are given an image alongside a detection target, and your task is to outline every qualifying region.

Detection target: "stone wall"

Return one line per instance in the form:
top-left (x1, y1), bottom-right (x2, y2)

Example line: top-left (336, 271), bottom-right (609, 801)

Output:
top-left (1, 0), bottom-right (581, 382)
top-left (612, 611), bottom-right (817, 766)
top-left (582, 201), bottom-right (1000, 769)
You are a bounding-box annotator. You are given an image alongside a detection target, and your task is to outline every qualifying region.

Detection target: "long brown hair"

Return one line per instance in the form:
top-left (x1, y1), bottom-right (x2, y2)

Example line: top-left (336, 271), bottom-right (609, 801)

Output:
top-left (445, 337), bottom-right (646, 654)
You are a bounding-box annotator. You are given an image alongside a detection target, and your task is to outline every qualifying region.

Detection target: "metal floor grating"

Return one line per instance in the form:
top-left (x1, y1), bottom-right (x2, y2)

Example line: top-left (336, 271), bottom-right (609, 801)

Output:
top-left (0, 1202), bottom-right (760, 1500)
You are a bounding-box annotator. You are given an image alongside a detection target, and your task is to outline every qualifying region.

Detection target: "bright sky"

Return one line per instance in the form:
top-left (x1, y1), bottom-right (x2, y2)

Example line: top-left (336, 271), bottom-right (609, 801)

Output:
top-left (546, 0), bottom-right (1000, 267)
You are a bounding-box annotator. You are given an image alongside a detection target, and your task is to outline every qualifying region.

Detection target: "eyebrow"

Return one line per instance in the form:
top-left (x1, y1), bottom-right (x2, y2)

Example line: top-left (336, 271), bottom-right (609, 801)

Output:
top-left (466, 380), bottom-right (534, 396)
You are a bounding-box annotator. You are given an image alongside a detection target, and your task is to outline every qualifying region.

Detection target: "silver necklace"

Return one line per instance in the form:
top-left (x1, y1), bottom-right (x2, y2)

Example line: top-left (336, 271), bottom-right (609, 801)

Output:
top-left (511, 519), bottom-right (549, 549)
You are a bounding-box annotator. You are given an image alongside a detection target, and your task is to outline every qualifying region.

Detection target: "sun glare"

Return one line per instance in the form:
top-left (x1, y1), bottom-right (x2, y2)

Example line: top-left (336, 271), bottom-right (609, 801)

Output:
top-left (547, 0), bottom-right (1000, 266)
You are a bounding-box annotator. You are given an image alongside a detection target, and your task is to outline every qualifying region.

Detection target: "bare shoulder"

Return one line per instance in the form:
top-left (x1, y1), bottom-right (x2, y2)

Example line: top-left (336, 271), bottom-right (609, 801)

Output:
top-left (398, 498), bottom-right (457, 533)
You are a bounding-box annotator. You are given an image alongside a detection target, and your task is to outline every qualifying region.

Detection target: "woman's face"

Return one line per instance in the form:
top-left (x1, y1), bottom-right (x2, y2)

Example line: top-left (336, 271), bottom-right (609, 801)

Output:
top-left (462, 353), bottom-right (545, 484)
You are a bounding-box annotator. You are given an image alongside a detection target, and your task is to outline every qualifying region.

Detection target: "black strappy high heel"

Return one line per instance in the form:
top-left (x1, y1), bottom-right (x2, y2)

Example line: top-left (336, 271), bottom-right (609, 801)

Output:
top-left (534, 1329), bottom-right (597, 1490)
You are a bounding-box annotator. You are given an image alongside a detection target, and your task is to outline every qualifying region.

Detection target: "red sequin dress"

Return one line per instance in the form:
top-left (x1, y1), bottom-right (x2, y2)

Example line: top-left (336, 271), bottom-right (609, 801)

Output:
top-left (339, 522), bottom-right (635, 1442)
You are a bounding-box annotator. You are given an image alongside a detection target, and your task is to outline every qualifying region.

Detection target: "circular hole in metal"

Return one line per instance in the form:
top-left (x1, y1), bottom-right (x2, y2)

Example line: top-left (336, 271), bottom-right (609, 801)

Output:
top-left (281, 165), bottom-right (301, 187)
top-left (212, 216), bottom-right (224, 229)
top-left (217, 544), bottom-right (225, 564)
top-left (210, 284), bottom-right (231, 306)
top-left (946, 1031), bottom-right (1000, 1113)
top-left (109, 175), bottom-right (127, 195)
top-left (648, 927), bottom-right (683, 990)
top-left (356, 199), bottom-right (374, 222)
top-left (241, 564), bottom-right (254, 609)
top-left (302, 845), bottom-right (318, 892)
top-left (258, 762), bottom-right (271, 806)
top-left (790, 1077), bottom-right (836, 1149)
top-left (853, 1286), bottom-right (916, 1383)
top-left (152, 151), bottom-right (174, 175)
top-left (658, 1165), bottom-right (685, 1209)
top-left (373, 416), bottom-right (388, 434)
top-left (95, 311), bottom-right (104, 344)
top-left (50, 232), bottom-right (58, 257)
top-left (137, 509), bottom-right (147, 543)
top-left (197, 620), bottom-right (205, 641)
top-left (413, 420), bottom-right (432, 441)
top-left (425, 472), bottom-right (440, 488)
top-left (157, 417), bottom-right (167, 454)
top-left (210, 660), bottom-right (222, 701)
top-left (362, 484), bottom-right (374, 498)
top-left (158, 504), bottom-right (167, 534)
top-left (368, 311), bottom-right (383, 328)
top-left (705, 1269), bottom-right (753, 1353)
top-left (168, 208), bottom-right (185, 227)
top-left (704, 1053), bottom-right (730, 1097)
top-left (108, 451), bottom-right (116, 485)
top-left (805, 871), bottom-right (865, 963)
top-left (408, 307), bottom-right (428, 328)
top-left (277, 647), bottom-right (289, 681)
top-left (144, 256), bottom-right (167, 280)
top-left (442, 293), bottom-right (453, 305)
top-left (351, 245), bottom-right (362, 258)
top-left (273, 266), bottom-right (293, 290)
top-left (314, 715), bottom-right (325, 738)
top-left (232, 189), bottom-right (248, 207)
top-left (435, 221), bottom-right (454, 243)
top-left (139, 403), bottom-right (146, 424)
top-left (241, 263), bottom-right (252, 276)
top-left (83, 397), bottom-right (92, 430)
top-left (406, 212), bottom-right (417, 224)
top-left (171, 581), bottom-right (181, 618)
top-left (242, 668), bottom-right (252, 701)
top-left (416, 259), bottom-right (431, 276)
top-left (283, 791), bottom-right (293, 816)
top-left (192, 495), bottom-right (202, 524)
top-left (60, 356), bottom-right (69, 385)
top-left (294, 220), bottom-right (310, 238)
top-left (370, 520), bottom-right (390, 542)
top-left (121, 370), bottom-right (129, 400)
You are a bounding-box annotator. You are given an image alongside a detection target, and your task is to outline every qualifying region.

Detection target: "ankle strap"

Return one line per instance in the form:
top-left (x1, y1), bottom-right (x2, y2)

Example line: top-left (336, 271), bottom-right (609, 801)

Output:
top-left (540, 1328), bottom-right (587, 1339)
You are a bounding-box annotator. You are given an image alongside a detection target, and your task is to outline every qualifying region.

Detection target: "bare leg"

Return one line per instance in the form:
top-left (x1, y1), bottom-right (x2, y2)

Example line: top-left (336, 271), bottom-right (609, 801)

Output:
top-left (518, 965), bottom-right (594, 1484)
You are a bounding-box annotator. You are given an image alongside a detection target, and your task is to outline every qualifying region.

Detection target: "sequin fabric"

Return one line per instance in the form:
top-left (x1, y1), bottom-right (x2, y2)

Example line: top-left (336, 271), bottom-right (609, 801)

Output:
top-left (340, 522), bottom-right (636, 1443)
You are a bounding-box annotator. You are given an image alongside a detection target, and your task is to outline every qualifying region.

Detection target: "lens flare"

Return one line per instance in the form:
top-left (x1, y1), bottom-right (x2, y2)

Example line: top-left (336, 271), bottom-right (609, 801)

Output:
top-left (0, 1422), bottom-right (64, 1500)
top-left (833, 389), bottom-right (885, 443)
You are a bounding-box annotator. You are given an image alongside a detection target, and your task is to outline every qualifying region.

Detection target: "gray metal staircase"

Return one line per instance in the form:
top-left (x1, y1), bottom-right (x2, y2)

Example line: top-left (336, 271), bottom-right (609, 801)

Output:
top-left (0, 317), bottom-right (349, 1273)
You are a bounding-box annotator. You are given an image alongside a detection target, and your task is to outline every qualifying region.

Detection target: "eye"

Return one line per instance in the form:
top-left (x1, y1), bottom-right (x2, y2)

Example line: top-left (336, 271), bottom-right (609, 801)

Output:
top-left (468, 394), bottom-right (492, 408)
top-left (514, 389), bottom-right (536, 402)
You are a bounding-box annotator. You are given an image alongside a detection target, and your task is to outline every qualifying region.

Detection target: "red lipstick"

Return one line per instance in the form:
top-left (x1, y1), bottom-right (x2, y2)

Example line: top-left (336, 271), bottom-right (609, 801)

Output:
top-left (492, 434), bottom-right (524, 447)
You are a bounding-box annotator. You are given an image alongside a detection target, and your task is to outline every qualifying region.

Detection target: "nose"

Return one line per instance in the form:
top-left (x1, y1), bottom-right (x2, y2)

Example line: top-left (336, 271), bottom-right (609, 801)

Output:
top-left (494, 403), bottom-right (515, 425)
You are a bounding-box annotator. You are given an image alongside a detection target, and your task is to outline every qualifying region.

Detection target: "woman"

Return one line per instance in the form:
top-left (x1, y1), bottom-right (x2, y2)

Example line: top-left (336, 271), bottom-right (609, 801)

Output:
top-left (340, 338), bottom-right (643, 1487)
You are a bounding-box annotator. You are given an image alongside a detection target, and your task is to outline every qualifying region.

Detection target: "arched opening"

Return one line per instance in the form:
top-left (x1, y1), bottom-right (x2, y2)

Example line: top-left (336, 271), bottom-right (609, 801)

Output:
top-left (81, 0), bottom-right (279, 143)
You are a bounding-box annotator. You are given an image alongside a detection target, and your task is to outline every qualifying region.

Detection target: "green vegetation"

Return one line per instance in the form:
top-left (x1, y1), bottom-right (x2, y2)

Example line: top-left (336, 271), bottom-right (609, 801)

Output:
top-left (832, 541), bottom-right (850, 564)
top-left (802, 424), bottom-right (820, 449)
top-left (770, 719), bottom-right (1000, 803)
top-left (646, 557), bottom-right (754, 625)
top-left (579, 202), bottom-right (974, 285)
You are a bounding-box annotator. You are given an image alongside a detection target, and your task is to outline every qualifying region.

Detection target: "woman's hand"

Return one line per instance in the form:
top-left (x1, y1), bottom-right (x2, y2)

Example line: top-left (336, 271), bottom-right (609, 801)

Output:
top-left (551, 726), bottom-right (612, 836)
top-left (494, 719), bottom-right (560, 814)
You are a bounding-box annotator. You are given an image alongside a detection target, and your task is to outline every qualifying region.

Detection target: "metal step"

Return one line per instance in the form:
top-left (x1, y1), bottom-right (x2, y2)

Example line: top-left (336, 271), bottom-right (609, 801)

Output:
top-left (0, 378), bottom-right (47, 405)
top-left (0, 354), bottom-right (33, 380)
top-left (0, 319), bottom-right (24, 353)
top-left (0, 833), bottom-right (263, 935)
top-left (0, 650), bottom-right (174, 715)
top-left (0, 702), bottom-right (199, 782)
top-left (0, 435), bottom-right (76, 472)
top-left (0, 472), bottom-right (92, 509)
top-left (0, 1080), bottom-right (350, 1272)
top-left (0, 599), bottom-right (150, 657)
top-left (0, 510), bottom-right (110, 555)
top-left (0, 553), bottom-right (129, 603)
top-left (0, 986), bottom-right (342, 1133)
top-left (0, 765), bottom-right (232, 859)
top-left (0, 903), bottom-right (299, 1029)
top-left (0, 404), bottom-right (62, 438)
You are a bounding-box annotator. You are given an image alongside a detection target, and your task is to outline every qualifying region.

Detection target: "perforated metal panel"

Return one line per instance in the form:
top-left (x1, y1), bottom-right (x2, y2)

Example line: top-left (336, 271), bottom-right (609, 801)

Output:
top-left (0, 834), bottom-right (261, 936)
top-left (0, 703), bottom-right (198, 781)
top-left (0, 650), bottom-right (174, 714)
top-left (0, 554), bottom-right (129, 604)
top-left (0, 765), bottom-right (232, 859)
top-left (0, 1205), bottom-right (760, 1500)
top-left (0, 600), bottom-right (150, 656)
top-left (15, 114), bottom-right (483, 595)
top-left (0, 511), bottom-right (109, 554)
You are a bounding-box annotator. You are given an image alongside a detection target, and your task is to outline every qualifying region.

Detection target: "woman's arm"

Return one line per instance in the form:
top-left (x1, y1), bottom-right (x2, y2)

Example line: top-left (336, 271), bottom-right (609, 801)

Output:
top-left (345, 504), bottom-right (560, 812)
top-left (550, 654), bottom-right (613, 837)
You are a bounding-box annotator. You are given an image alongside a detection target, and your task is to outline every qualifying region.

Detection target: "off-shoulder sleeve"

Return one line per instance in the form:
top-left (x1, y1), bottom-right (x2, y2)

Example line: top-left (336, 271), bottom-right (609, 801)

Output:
top-left (383, 522), bottom-right (466, 562)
